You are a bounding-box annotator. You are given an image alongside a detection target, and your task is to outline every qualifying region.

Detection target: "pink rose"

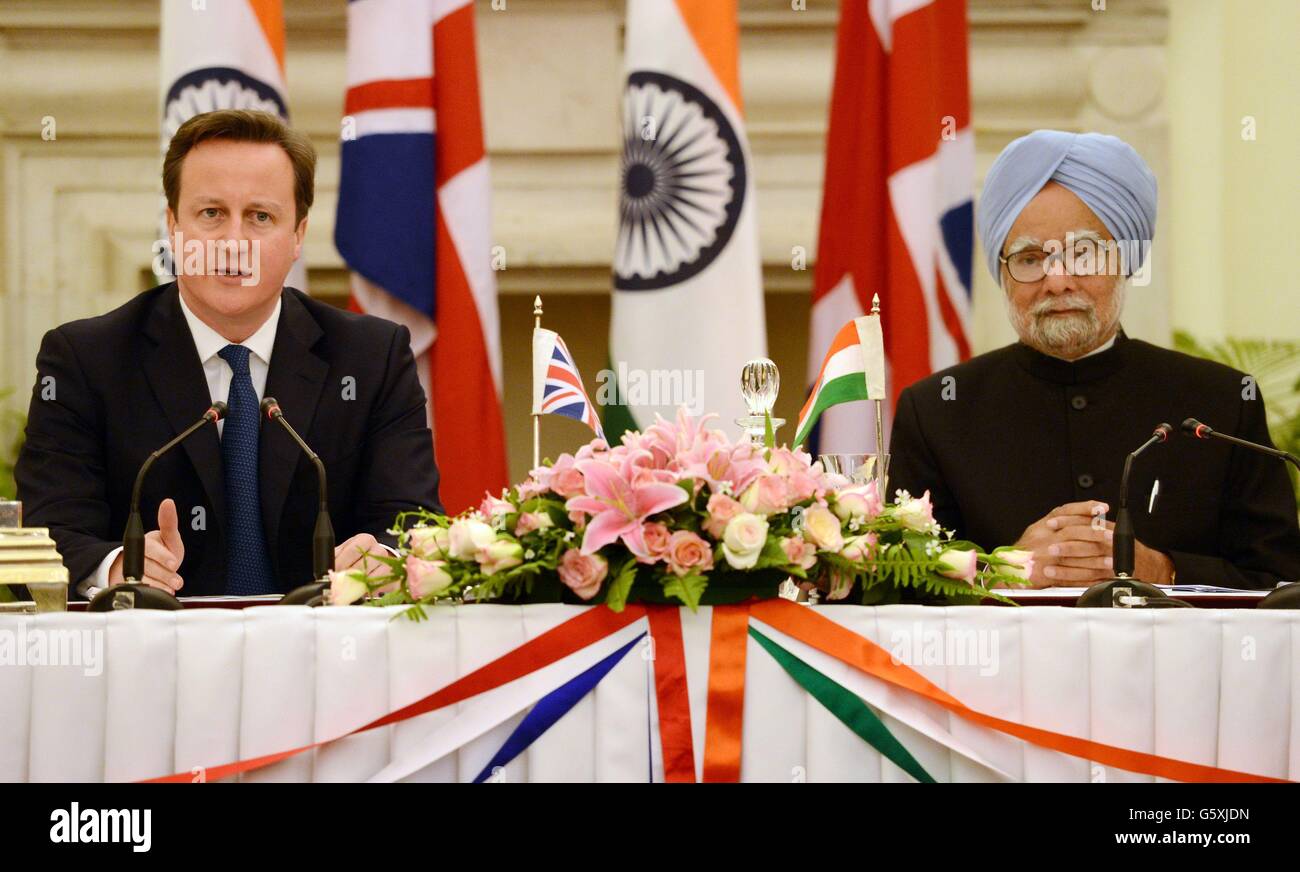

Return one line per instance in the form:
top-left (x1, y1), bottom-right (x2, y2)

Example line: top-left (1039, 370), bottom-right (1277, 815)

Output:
top-left (549, 455), bottom-right (586, 499)
top-left (568, 510), bottom-right (587, 531)
top-left (826, 568), bottom-right (855, 601)
top-left (780, 535), bottom-right (818, 571)
top-left (768, 448), bottom-right (822, 502)
top-left (405, 555), bottom-right (453, 600)
top-left (514, 511), bottom-right (552, 537)
top-left (639, 522), bottom-right (672, 564)
top-left (832, 481), bottom-right (883, 523)
top-left (783, 467), bottom-right (822, 504)
top-left (703, 492), bottom-right (743, 539)
top-left (739, 473), bottom-right (790, 516)
top-left (479, 493), bottom-right (514, 522)
top-left (937, 547), bottom-right (978, 584)
top-left (558, 548), bottom-right (608, 600)
top-left (666, 530), bottom-right (714, 577)
top-left (516, 477), bottom-right (548, 501)
top-left (840, 532), bottom-right (878, 563)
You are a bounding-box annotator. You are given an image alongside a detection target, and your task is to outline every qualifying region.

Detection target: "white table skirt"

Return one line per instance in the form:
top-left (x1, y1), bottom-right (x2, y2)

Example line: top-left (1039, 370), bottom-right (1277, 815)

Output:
top-left (2, 604), bottom-right (1297, 783)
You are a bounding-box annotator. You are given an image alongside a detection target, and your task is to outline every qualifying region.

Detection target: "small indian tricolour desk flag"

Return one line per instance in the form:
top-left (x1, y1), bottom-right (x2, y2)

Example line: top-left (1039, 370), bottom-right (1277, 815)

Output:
top-left (794, 312), bottom-right (886, 449)
top-left (533, 328), bottom-right (606, 443)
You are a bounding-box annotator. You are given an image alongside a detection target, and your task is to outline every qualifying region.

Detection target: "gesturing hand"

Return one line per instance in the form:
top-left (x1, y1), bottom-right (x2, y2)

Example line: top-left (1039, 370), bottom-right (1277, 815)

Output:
top-left (109, 498), bottom-right (185, 593)
top-left (334, 533), bottom-right (389, 580)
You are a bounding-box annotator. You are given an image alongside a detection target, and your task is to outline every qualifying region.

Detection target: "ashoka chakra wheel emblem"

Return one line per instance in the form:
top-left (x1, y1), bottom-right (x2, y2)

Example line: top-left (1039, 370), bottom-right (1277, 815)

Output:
top-left (614, 71), bottom-right (747, 291)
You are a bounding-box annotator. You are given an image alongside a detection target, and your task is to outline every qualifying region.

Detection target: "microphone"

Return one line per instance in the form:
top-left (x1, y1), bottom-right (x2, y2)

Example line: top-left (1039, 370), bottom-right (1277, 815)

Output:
top-left (1078, 423), bottom-right (1188, 608)
top-left (260, 397), bottom-right (335, 601)
top-left (88, 401), bottom-right (226, 612)
top-left (1113, 422), bottom-right (1174, 578)
top-left (1182, 418), bottom-right (1300, 472)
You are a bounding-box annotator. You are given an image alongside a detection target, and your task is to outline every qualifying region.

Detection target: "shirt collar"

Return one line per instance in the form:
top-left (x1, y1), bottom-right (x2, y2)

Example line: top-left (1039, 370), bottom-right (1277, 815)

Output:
top-left (1077, 333), bottom-right (1117, 359)
top-left (178, 290), bottom-right (281, 367)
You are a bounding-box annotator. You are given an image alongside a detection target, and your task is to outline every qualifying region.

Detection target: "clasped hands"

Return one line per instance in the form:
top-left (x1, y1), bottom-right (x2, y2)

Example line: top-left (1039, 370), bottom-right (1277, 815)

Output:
top-left (1011, 499), bottom-right (1173, 589)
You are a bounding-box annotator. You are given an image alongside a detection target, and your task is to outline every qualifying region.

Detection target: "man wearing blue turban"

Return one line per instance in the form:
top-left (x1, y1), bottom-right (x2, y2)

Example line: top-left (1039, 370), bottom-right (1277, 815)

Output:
top-left (888, 130), bottom-right (1300, 590)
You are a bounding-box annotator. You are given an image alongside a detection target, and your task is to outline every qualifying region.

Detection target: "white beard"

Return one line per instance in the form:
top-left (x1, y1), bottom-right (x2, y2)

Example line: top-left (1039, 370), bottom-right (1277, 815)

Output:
top-left (1007, 280), bottom-right (1126, 359)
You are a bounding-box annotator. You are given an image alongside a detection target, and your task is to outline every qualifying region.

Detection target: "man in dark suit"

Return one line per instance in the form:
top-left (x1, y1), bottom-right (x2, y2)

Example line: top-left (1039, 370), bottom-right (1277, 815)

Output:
top-left (15, 110), bottom-right (442, 597)
top-left (889, 130), bottom-right (1300, 590)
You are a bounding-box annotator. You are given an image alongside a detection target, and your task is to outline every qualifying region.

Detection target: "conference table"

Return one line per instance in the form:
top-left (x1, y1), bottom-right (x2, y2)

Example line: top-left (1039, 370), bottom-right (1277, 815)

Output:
top-left (2, 595), bottom-right (1297, 783)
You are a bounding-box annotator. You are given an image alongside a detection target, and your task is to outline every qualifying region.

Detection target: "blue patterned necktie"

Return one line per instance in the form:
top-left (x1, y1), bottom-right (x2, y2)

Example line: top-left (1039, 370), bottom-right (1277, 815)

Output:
top-left (218, 344), bottom-right (277, 595)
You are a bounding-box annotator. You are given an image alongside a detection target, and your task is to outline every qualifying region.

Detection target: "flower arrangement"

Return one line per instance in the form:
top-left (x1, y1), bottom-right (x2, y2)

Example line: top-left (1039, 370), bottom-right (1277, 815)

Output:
top-left (332, 410), bottom-right (1034, 615)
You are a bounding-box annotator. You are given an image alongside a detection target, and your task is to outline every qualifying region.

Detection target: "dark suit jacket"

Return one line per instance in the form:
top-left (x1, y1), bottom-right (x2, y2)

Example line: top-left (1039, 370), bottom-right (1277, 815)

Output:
top-left (15, 283), bottom-right (443, 597)
top-left (888, 329), bottom-right (1300, 590)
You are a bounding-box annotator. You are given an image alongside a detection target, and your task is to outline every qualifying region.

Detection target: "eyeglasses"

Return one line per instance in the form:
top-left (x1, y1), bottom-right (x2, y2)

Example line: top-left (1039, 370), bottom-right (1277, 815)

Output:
top-left (999, 243), bottom-right (1118, 284)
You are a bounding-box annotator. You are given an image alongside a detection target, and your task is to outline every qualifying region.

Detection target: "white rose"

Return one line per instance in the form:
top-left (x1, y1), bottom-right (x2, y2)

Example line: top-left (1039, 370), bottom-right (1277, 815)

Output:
top-left (448, 518), bottom-right (495, 560)
top-left (993, 548), bottom-right (1035, 581)
top-left (936, 547), bottom-right (978, 584)
top-left (409, 525), bottom-right (450, 560)
top-left (801, 505), bottom-right (844, 552)
top-left (721, 512), bottom-right (769, 570)
top-left (328, 569), bottom-right (369, 606)
top-left (894, 491), bottom-right (936, 533)
top-left (478, 536), bottom-right (524, 576)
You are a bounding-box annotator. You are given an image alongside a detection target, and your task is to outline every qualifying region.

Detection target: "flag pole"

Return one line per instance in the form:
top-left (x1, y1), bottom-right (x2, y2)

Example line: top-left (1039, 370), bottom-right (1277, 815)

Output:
top-left (871, 293), bottom-right (885, 489)
top-left (533, 295), bottom-right (543, 470)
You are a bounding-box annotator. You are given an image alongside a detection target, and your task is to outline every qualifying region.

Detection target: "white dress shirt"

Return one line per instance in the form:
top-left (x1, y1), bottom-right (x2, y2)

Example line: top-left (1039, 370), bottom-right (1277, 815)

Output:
top-left (179, 292), bottom-right (281, 438)
top-left (1077, 333), bottom-right (1117, 359)
top-left (81, 294), bottom-right (281, 595)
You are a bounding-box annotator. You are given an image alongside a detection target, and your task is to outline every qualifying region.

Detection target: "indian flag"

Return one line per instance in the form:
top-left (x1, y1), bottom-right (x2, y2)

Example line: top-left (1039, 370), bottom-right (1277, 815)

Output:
top-left (794, 313), bottom-right (886, 448)
top-left (605, 0), bottom-right (766, 438)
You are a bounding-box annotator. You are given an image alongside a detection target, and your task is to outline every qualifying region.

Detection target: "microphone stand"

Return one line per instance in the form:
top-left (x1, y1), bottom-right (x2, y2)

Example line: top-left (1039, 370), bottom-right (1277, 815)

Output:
top-left (1183, 418), bottom-right (1300, 472)
top-left (1183, 418), bottom-right (1300, 610)
top-left (1114, 424), bottom-right (1173, 578)
top-left (1078, 423), bottom-right (1192, 608)
top-left (88, 402), bottom-right (226, 612)
top-left (261, 397), bottom-right (336, 607)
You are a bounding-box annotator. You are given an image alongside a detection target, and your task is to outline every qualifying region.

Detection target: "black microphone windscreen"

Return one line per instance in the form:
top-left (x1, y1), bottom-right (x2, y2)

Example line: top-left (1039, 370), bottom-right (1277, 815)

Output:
top-left (1181, 418), bottom-right (1204, 436)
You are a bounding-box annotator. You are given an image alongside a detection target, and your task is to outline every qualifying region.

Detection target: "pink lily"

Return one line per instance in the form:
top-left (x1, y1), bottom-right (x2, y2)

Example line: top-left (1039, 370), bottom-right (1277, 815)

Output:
top-left (566, 459), bottom-right (689, 556)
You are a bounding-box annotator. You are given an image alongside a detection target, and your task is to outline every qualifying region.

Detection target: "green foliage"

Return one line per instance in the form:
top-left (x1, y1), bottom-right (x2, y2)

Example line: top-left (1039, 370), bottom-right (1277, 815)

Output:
top-left (1173, 331), bottom-right (1300, 509)
top-left (602, 557), bottom-right (638, 612)
top-left (661, 572), bottom-right (708, 611)
top-left (0, 389), bottom-right (25, 501)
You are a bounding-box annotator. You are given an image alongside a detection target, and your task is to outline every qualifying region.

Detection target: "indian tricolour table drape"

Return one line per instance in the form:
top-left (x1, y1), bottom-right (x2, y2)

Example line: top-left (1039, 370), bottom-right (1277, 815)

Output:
top-left (1, 605), bottom-right (1297, 783)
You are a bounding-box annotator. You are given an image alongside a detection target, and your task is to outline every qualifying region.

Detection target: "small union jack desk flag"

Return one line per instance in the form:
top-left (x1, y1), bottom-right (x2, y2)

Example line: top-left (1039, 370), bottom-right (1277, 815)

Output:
top-left (532, 327), bottom-right (605, 442)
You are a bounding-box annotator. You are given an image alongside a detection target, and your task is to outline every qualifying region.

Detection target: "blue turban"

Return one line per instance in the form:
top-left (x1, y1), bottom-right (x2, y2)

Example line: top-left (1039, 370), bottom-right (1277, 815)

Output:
top-left (976, 130), bottom-right (1157, 281)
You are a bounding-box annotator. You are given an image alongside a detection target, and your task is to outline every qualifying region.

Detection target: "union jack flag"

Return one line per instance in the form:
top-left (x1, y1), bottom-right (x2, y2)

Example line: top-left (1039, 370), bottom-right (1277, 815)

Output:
top-left (335, 0), bottom-right (507, 514)
top-left (806, 0), bottom-right (974, 454)
top-left (533, 327), bottom-right (604, 442)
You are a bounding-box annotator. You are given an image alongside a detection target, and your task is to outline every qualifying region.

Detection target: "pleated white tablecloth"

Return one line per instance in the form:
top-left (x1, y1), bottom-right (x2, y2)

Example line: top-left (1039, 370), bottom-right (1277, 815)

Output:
top-left (1, 604), bottom-right (1296, 783)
